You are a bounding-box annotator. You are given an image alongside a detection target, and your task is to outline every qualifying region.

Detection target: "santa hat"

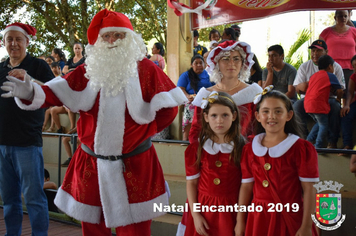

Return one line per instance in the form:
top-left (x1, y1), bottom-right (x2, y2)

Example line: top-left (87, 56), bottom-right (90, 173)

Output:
top-left (206, 40), bottom-right (254, 75)
top-left (87, 9), bottom-right (133, 45)
top-left (2, 22), bottom-right (37, 40)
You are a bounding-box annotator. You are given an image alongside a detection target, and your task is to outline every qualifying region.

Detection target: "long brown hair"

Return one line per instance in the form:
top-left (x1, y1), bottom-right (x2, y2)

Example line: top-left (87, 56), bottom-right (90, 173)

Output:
top-left (254, 90), bottom-right (303, 137)
top-left (196, 91), bottom-right (245, 166)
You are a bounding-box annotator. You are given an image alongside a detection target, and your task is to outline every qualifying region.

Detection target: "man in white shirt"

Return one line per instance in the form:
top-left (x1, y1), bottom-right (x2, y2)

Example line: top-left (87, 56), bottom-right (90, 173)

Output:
top-left (293, 39), bottom-right (345, 148)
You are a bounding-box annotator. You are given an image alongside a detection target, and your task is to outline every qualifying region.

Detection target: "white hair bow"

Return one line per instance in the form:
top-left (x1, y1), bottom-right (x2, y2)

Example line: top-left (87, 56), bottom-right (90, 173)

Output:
top-left (253, 85), bottom-right (274, 104)
top-left (201, 91), bottom-right (219, 109)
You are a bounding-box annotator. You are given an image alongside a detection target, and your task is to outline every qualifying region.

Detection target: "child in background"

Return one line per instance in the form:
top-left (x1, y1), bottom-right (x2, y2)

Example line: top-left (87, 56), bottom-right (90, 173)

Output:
top-left (203, 29), bottom-right (221, 66)
top-left (235, 87), bottom-right (319, 236)
top-left (44, 169), bottom-right (58, 190)
top-left (340, 55), bottom-right (356, 153)
top-left (45, 56), bottom-right (55, 66)
top-left (61, 127), bottom-right (81, 167)
top-left (184, 91), bottom-right (244, 236)
top-left (304, 55), bottom-right (343, 148)
top-left (50, 62), bottom-right (62, 77)
top-left (42, 62), bottom-right (62, 131)
top-left (209, 29), bottom-right (221, 42)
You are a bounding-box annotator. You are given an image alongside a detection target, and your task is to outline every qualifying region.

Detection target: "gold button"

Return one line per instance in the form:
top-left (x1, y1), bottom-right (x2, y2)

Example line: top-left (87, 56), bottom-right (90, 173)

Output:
top-left (264, 163), bottom-right (271, 171)
top-left (215, 160), bottom-right (222, 167)
top-left (213, 178), bottom-right (221, 185)
top-left (262, 180), bottom-right (269, 187)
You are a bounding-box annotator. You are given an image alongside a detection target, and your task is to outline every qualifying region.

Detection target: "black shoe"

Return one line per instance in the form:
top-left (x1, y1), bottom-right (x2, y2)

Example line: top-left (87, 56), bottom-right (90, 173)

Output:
top-left (57, 126), bottom-right (64, 133)
top-left (61, 158), bottom-right (72, 167)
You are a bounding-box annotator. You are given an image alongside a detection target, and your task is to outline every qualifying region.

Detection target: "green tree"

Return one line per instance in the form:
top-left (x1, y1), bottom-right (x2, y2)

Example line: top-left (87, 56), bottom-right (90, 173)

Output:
top-left (322, 12), bottom-right (335, 27)
top-left (197, 23), bottom-right (242, 43)
top-left (284, 28), bottom-right (312, 70)
top-left (0, 0), bottom-right (167, 57)
top-left (126, 0), bottom-right (167, 50)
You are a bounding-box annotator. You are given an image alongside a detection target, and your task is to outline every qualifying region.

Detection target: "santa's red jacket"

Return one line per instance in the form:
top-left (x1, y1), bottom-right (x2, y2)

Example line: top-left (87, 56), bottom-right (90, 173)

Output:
top-left (15, 58), bottom-right (187, 227)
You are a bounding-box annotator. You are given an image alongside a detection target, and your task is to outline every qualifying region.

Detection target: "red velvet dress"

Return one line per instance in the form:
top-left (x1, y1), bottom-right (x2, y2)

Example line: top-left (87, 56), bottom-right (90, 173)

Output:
top-left (184, 140), bottom-right (241, 236)
top-left (189, 84), bottom-right (262, 143)
top-left (241, 134), bottom-right (319, 236)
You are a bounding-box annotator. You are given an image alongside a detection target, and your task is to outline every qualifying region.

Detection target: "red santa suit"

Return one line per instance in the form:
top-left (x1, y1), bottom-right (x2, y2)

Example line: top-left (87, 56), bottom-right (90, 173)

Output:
top-left (15, 57), bottom-right (187, 228)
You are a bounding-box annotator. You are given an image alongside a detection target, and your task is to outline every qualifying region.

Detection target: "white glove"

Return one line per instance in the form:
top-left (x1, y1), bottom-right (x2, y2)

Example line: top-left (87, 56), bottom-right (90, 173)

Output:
top-left (1, 73), bottom-right (34, 100)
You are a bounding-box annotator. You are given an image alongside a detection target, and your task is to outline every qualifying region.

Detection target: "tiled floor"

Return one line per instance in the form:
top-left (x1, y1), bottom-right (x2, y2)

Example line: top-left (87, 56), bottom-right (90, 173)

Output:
top-left (0, 207), bottom-right (82, 235)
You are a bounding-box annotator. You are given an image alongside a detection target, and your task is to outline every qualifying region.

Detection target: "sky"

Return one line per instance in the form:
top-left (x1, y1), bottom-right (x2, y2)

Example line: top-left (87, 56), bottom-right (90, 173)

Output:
top-left (1, 10), bottom-right (355, 65)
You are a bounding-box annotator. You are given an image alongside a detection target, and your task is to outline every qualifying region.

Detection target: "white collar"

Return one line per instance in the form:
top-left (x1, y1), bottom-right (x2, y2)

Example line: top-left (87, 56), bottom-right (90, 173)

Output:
top-left (203, 139), bottom-right (234, 155)
top-left (252, 133), bottom-right (300, 158)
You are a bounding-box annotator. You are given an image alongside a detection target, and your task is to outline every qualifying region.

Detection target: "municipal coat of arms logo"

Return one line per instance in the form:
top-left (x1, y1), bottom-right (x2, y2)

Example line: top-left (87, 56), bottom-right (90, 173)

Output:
top-left (311, 180), bottom-right (346, 230)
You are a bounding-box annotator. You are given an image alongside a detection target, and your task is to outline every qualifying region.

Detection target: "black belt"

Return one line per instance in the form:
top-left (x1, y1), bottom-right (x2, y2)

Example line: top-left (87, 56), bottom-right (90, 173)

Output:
top-left (81, 138), bottom-right (152, 161)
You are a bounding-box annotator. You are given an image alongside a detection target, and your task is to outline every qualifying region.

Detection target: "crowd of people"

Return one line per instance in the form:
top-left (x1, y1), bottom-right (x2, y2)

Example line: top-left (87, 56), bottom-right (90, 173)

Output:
top-left (0, 7), bottom-right (356, 236)
top-left (176, 9), bottom-right (356, 236)
top-left (38, 43), bottom-right (85, 166)
top-left (180, 11), bottom-right (356, 152)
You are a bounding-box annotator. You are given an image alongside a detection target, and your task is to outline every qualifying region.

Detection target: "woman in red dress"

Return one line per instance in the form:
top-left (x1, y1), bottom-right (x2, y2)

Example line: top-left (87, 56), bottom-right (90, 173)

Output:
top-left (189, 40), bottom-right (262, 143)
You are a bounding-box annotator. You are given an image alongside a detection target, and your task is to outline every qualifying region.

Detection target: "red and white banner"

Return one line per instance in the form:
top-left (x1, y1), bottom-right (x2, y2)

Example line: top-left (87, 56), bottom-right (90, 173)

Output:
top-left (168, 0), bottom-right (356, 29)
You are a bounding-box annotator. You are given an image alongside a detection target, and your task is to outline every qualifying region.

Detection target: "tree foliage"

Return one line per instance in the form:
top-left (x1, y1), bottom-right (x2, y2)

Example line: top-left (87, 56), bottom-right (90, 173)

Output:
top-left (197, 23), bottom-right (242, 43)
top-left (284, 28), bottom-right (311, 70)
top-left (322, 12), bottom-right (335, 27)
top-left (0, 0), bottom-right (167, 57)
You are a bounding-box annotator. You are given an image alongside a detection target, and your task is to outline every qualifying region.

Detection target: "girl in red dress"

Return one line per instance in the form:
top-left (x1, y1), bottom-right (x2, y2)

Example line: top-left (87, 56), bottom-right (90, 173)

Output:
top-left (235, 87), bottom-right (319, 236)
top-left (184, 91), bottom-right (245, 236)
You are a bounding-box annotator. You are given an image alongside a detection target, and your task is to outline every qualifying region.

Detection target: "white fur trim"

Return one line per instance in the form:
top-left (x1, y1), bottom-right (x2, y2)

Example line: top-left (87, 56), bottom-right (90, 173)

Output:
top-left (231, 83), bottom-right (262, 106)
top-left (55, 159), bottom-right (169, 227)
top-left (299, 177), bottom-right (320, 182)
top-left (186, 173), bottom-right (201, 180)
top-left (192, 83), bottom-right (262, 108)
top-left (15, 82), bottom-right (45, 110)
top-left (94, 73), bottom-right (186, 156)
top-left (125, 76), bottom-right (187, 124)
top-left (252, 133), bottom-right (300, 157)
top-left (192, 87), bottom-right (210, 107)
top-left (241, 177), bottom-right (255, 183)
top-left (54, 188), bottom-right (102, 224)
top-left (98, 158), bottom-right (170, 227)
top-left (176, 222), bottom-right (186, 236)
top-left (44, 71), bottom-right (186, 156)
top-left (99, 27), bottom-right (133, 35)
top-left (45, 77), bottom-right (98, 112)
top-left (203, 139), bottom-right (234, 154)
top-left (94, 90), bottom-right (126, 156)
top-left (206, 41), bottom-right (254, 75)
top-left (2, 26), bottom-right (33, 40)
top-left (97, 159), bottom-right (132, 227)
top-left (128, 192), bottom-right (168, 226)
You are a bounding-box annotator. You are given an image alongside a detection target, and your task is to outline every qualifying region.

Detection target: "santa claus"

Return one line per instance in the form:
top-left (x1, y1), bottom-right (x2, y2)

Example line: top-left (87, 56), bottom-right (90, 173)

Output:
top-left (1, 9), bottom-right (187, 235)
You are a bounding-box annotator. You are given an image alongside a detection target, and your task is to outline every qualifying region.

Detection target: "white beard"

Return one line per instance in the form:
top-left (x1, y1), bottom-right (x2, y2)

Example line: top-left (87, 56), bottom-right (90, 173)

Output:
top-left (85, 31), bottom-right (146, 97)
